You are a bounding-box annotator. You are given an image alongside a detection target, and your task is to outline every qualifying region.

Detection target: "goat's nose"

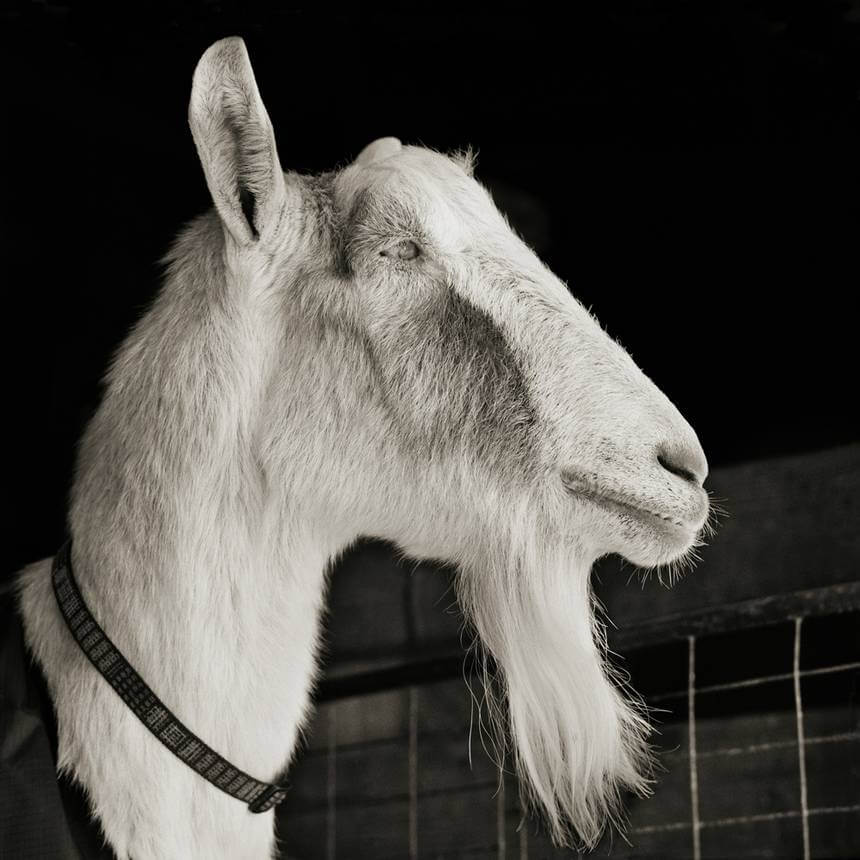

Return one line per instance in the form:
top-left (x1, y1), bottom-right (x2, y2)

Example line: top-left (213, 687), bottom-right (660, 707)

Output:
top-left (657, 441), bottom-right (708, 487)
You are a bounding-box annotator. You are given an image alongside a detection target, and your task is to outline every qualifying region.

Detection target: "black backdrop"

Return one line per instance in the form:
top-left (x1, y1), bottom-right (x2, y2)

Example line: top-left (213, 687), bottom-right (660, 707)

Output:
top-left (4, 3), bottom-right (859, 572)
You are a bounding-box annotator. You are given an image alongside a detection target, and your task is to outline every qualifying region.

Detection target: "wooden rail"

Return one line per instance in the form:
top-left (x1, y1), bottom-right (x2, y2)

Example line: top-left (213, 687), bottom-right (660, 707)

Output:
top-left (315, 581), bottom-right (860, 701)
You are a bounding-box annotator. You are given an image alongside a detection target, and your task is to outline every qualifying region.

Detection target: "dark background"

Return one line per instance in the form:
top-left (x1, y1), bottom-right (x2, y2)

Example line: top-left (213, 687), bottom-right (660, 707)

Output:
top-left (4, 2), bottom-right (859, 573)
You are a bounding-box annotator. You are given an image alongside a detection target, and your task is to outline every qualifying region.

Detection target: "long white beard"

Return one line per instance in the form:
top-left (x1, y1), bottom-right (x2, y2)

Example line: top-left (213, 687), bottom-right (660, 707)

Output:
top-left (456, 507), bottom-right (653, 849)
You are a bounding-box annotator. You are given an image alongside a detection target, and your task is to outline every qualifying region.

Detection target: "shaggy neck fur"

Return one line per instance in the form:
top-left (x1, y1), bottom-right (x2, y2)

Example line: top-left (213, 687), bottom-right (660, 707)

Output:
top-left (17, 209), bottom-right (340, 860)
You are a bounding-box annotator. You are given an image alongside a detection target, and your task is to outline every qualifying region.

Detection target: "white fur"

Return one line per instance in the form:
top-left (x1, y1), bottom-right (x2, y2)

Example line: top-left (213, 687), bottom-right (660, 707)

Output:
top-left (17, 37), bottom-right (709, 858)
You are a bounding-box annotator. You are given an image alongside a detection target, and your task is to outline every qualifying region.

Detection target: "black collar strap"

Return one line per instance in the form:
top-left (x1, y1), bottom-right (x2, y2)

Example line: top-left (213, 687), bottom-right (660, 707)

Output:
top-left (51, 540), bottom-right (287, 814)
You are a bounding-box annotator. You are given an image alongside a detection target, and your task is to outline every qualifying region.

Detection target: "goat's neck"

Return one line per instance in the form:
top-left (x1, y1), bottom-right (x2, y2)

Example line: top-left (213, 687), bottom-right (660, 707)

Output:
top-left (20, 214), bottom-right (337, 857)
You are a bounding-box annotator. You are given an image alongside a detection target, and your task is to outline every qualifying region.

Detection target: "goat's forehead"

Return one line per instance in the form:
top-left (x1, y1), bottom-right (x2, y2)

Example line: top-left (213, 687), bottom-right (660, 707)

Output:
top-left (332, 145), bottom-right (497, 233)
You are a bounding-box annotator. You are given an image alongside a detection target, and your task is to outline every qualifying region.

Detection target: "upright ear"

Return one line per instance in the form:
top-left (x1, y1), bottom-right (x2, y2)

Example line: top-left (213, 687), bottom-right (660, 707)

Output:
top-left (189, 37), bottom-right (286, 246)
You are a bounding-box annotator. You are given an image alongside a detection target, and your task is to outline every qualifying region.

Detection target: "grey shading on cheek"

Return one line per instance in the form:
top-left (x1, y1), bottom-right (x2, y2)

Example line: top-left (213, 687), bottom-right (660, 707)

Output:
top-left (374, 282), bottom-right (539, 473)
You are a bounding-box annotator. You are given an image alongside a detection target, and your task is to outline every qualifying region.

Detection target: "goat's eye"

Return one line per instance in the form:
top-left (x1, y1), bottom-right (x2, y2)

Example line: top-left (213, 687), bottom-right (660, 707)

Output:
top-left (381, 239), bottom-right (421, 261)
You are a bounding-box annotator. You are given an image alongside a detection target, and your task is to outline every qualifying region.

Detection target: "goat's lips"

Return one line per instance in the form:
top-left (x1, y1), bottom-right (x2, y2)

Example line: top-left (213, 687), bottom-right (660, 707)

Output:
top-left (560, 472), bottom-right (693, 533)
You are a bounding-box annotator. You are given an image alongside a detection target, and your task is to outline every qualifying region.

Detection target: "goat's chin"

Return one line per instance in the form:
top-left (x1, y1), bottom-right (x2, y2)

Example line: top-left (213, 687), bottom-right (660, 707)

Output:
top-left (588, 508), bottom-right (705, 572)
top-left (616, 529), bottom-right (700, 571)
top-left (456, 530), bottom-right (653, 850)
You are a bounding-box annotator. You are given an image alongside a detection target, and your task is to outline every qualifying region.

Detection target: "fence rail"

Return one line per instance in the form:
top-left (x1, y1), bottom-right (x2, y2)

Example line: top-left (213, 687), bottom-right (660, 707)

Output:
top-left (316, 581), bottom-right (860, 701)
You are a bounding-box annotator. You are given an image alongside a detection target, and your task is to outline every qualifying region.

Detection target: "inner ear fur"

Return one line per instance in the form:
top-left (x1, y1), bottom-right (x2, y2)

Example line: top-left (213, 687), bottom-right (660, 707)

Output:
top-left (189, 37), bottom-right (286, 246)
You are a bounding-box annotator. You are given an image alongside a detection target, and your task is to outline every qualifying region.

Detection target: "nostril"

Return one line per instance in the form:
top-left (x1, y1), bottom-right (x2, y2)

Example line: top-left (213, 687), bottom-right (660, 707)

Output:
top-left (658, 451), bottom-right (705, 486)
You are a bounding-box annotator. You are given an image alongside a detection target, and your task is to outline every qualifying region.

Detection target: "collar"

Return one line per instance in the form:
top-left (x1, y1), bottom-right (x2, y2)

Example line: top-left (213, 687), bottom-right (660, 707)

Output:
top-left (51, 539), bottom-right (288, 814)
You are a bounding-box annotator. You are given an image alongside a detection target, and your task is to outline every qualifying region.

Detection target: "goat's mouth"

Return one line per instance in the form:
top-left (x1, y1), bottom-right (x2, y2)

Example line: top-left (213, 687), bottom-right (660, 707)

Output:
top-left (560, 471), bottom-right (702, 538)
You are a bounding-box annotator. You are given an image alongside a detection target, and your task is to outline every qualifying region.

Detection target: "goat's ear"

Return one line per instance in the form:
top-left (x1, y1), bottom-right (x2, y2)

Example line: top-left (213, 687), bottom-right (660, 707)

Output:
top-left (189, 37), bottom-right (286, 246)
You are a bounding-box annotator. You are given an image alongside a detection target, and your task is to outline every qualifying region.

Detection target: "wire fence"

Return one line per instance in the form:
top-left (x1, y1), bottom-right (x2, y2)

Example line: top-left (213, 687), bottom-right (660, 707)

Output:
top-left (280, 597), bottom-right (859, 859)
